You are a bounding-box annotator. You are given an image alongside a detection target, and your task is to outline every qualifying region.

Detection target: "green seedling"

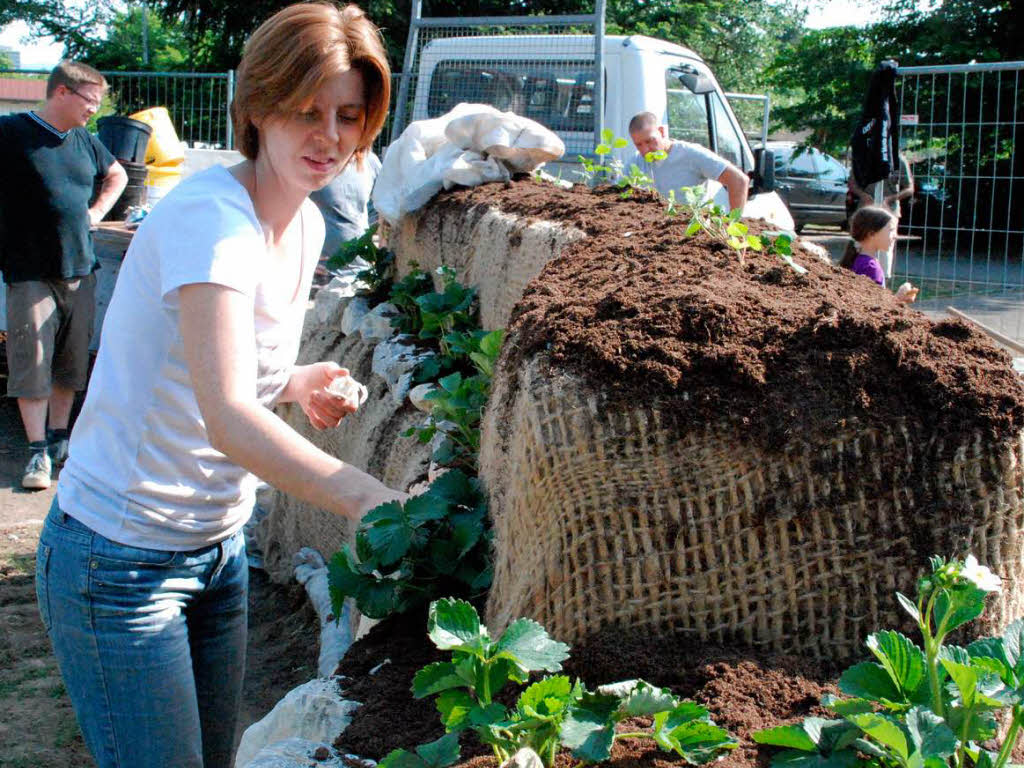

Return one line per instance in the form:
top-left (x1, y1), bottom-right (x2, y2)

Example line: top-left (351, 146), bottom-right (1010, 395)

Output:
top-left (754, 555), bottom-right (1018, 768)
top-left (384, 599), bottom-right (737, 768)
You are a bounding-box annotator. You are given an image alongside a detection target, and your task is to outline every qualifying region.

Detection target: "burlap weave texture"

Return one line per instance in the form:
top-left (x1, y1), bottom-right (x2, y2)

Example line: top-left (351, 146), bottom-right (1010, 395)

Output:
top-left (481, 355), bottom-right (1024, 659)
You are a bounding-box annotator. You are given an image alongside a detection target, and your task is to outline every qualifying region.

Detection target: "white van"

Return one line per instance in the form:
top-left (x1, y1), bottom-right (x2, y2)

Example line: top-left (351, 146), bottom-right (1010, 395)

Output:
top-left (409, 34), bottom-right (788, 223)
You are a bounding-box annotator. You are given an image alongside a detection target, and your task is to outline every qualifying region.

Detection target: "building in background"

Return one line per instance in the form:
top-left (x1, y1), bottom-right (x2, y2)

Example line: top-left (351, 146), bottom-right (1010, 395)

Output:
top-left (0, 77), bottom-right (45, 116)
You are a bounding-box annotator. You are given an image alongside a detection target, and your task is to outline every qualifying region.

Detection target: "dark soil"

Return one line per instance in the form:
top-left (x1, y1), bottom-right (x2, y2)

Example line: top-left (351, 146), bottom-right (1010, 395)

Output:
top-left (433, 180), bottom-right (1024, 452)
top-left (333, 611), bottom-right (841, 768)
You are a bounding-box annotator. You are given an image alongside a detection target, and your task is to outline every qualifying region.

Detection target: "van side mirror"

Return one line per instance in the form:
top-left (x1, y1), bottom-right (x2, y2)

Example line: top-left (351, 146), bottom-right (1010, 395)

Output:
top-left (676, 66), bottom-right (716, 95)
top-left (752, 147), bottom-right (775, 193)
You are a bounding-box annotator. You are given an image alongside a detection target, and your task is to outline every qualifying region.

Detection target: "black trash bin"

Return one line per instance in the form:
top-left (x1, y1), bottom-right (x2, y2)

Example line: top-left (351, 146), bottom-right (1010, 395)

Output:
top-left (97, 116), bottom-right (152, 164)
top-left (103, 161), bottom-right (148, 221)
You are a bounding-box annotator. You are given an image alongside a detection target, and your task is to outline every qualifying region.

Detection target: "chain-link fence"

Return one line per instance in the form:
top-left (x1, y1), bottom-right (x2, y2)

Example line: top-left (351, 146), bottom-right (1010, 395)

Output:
top-left (893, 61), bottom-right (1024, 341)
top-left (1, 69), bottom-right (234, 148)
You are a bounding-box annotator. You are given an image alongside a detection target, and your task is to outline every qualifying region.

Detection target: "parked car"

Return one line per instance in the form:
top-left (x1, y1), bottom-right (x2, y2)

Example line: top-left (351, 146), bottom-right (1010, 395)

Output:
top-left (765, 141), bottom-right (849, 231)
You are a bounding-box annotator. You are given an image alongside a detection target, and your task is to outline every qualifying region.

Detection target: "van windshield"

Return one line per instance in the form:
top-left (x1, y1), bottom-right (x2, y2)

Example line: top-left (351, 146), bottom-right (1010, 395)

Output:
top-left (426, 60), bottom-right (597, 133)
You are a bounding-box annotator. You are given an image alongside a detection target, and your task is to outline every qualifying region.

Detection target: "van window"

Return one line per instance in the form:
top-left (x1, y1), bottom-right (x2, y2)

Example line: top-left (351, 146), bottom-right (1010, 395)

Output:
top-left (665, 88), bottom-right (710, 149)
top-left (427, 61), bottom-right (596, 132)
top-left (709, 92), bottom-right (743, 169)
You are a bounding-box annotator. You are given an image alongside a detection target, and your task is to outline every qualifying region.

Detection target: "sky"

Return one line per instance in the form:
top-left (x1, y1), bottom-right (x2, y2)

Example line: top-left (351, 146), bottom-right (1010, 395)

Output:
top-left (0, 0), bottom-right (886, 71)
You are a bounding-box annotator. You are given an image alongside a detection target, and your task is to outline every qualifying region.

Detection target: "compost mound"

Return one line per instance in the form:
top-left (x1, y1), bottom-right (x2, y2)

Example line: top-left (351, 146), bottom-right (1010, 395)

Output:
top-left (333, 613), bottom-right (838, 768)
top-left (434, 180), bottom-right (1024, 448)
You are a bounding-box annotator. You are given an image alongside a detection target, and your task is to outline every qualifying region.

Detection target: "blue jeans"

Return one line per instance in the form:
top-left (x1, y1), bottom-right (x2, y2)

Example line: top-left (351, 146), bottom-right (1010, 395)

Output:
top-left (36, 499), bottom-right (249, 768)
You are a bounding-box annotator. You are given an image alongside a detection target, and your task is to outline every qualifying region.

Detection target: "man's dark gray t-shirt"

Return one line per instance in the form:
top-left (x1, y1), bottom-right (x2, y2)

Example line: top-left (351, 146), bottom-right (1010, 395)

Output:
top-left (0, 112), bottom-right (115, 284)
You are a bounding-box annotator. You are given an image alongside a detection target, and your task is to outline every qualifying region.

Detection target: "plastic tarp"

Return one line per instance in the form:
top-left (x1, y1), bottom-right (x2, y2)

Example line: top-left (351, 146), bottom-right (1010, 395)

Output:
top-left (373, 103), bottom-right (565, 223)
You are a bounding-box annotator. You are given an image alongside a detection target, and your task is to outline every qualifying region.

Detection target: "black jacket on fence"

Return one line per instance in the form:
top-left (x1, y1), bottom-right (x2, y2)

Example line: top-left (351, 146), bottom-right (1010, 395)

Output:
top-left (850, 60), bottom-right (900, 190)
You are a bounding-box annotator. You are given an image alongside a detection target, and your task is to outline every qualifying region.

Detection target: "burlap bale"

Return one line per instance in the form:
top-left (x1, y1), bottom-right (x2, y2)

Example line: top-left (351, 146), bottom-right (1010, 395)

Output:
top-left (480, 353), bottom-right (1024, 659)
top-left (256, 316), bottom-right (430, 582)
top-left (386, 202), bottom-right (585, 330)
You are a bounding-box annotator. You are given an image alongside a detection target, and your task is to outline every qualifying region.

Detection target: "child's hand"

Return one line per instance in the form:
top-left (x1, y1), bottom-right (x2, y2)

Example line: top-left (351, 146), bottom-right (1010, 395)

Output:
top-left (895, 282), bottom-right (919, 304)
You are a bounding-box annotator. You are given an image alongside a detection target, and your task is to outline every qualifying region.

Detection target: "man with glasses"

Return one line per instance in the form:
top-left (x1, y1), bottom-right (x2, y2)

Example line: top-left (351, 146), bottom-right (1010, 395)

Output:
top-left (0, 60), bottom-right (127, 489)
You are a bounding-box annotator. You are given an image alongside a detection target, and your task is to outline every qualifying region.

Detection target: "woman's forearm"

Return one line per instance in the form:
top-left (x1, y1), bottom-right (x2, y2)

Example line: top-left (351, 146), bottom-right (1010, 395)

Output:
top-left (207, 398), bottom-right (402, 520)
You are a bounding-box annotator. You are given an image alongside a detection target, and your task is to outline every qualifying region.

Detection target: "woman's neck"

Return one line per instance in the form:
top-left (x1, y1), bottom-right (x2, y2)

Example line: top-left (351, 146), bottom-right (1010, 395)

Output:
top-left (231, 159), bottom-right (306, 245)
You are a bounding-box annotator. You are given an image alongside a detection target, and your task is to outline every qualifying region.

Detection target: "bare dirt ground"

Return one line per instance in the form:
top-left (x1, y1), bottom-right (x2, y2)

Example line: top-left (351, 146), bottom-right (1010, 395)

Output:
top-left (0, 389), bottom-right (319, 767)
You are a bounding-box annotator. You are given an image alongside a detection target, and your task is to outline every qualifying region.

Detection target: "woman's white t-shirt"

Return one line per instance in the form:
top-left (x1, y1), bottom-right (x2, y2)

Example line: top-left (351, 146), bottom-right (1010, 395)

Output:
top-left (58, 165), bottom-right (323, 550)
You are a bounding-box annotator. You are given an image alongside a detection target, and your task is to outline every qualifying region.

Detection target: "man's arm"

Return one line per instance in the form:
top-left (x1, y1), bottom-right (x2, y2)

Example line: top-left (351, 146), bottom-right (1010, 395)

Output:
top-left (718, 163), bottom-right (749, 212)
top-left (848, 174), bottom-right (873, 207)
top-left (885, 160), bottom-right (915, 207)
top-left (88, 160), bottom-right (128, 226)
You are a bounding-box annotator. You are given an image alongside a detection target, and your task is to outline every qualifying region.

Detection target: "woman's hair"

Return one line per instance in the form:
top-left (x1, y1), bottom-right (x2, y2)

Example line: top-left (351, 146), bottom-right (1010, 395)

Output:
top-left (47, 60), bottom-right (107, 98)
top-left (231, 2), bottom-right (391, 166)
top-left (840, 205), bottom-right (897, 268)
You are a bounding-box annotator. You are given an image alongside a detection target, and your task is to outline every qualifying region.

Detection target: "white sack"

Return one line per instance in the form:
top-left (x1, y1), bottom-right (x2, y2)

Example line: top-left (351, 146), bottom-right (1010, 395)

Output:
top-left (374, 103), bottom-right (565, 223)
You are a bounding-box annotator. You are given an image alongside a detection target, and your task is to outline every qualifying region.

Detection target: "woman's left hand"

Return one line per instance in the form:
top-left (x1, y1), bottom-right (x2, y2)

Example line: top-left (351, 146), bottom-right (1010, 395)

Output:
top-left (292, 362), bottom-right (360, 430)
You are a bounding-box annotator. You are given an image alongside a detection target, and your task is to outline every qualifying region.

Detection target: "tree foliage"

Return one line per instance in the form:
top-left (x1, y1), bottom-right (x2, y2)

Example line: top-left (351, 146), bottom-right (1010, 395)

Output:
top-left (766, 0), bottom-right (1022, 154)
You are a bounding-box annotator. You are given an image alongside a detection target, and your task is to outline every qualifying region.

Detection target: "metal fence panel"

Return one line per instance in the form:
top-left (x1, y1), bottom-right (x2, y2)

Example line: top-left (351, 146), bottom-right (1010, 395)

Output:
top-left (893, 61), bottom-right (1024, 341)
top-left (0, 69), bottom-right (233, 148)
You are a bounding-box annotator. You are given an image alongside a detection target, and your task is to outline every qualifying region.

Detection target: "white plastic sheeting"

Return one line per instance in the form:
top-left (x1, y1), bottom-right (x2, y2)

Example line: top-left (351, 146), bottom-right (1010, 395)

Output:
top-left (373, 103), bottom-right (565, 223)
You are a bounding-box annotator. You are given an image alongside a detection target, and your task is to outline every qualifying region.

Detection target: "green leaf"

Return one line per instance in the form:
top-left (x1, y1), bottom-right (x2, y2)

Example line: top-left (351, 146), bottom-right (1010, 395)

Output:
top-left (1003, 619), bottom-right (1024, 672)
top-left (804, 719), bottom-right (863, 754)
top-left (897, 592), bottom-right (922, 623)
top-left (436, 688), bottom-right (475, 730)
top-left (867, 631), bottom-right (926, 697)
top-left (822, 695), bottom-right (876, 716)
top-left (594, 143), bottom-right (610, 156)
top-left (613, 137), bottom-right (629, 148)
top-left (904, 707), bottom-right (956, 759)
top-left (621, 679), bottom-right (680, 716)
top-left (752, 725), bottom-right (818, 751)
top-left (363, 515), bottom-right (413, 567)
top-left (379, 748), bottom-right (426, 768)
top-left (415, 733), bottom-right (461, 768)
top-left (747, 235), bottom-right (764, 251)
top-left (933, 583), bottom-right (987, 636)
top-left (327, 547), bottom-right (366, 610)
top-left (358, 578), bottom-right (404, 619)
top-left (412, 661), bottom-right (463, 698)
top-left (428, 598), bottom-right (485, 651)
top-left (727, 221), bottom-right (748, 237)
top-left (495, 618), bottom-right (570, 673)
top-left (404, 493), bottom-right (449, 528)
top-left (480, 329), bottom-right (505, 358)
top-left (685, 218), bottom-right (702, 237)
top-left (561, 692), bottom-right (620, 762)
top-left (426, 469), bottom-right (476, 505)
top-left (518, 675), bottom-right (574, 719)
top-left (847, 713), bottom-right (910, 762)
top-left (941, 659), bottom-right (980, 707)
top-left (439, 372), bottom-right (463, 393)
top-left (839, 662), bottom-right (905, 703)
top-left (656, 719), bottom-right (738, 764)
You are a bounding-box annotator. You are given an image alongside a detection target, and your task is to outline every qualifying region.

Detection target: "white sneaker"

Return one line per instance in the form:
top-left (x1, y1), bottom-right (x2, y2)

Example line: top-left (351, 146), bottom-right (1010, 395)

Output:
top-left (22, 450), bottom-right (52, 490)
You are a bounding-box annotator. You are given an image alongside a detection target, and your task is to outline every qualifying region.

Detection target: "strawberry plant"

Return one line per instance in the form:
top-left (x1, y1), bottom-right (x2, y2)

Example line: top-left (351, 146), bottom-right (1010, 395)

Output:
top-left (326, 223), bottom-right (397, 303)
top-left (672, 186), bottom-right (806, 273)
top-left (753, 554), bottom-right (1018, 768)
top-left (327, 471), bottom-right (492, 620)
top-left (378, 599), bottom-right (738, 768)
top-left (405, 329), bottom-right (505, 472)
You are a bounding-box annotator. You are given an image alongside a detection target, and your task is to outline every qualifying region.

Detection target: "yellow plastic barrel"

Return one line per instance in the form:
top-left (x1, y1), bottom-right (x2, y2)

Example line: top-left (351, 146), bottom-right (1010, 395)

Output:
top-left (144, 164), bottom-right (182, 206)
top-left (128, 107), bottom-right (185, 166)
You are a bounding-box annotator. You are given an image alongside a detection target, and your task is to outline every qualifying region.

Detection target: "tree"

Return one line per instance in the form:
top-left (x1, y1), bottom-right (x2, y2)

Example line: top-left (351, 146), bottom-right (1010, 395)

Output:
top-left (80, 8), bottom-right (192, 71)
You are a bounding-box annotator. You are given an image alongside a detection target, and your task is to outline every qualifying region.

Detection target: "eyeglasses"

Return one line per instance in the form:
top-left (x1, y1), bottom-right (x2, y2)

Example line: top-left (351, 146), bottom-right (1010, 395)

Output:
top-left (65, 86), bottom-right (102, 109)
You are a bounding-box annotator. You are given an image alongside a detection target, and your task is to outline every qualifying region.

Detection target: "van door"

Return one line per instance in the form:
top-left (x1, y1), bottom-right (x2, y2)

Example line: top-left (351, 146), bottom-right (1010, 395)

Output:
top-left (665, 65), bottom-right (752, 172)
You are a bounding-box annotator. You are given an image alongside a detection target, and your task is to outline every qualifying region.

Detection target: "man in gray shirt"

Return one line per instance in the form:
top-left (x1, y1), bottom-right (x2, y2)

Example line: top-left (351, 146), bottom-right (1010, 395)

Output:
top-left (309, 150), bottom-right (381, 270)
top-left (628, 111), bottom-right (749, 212)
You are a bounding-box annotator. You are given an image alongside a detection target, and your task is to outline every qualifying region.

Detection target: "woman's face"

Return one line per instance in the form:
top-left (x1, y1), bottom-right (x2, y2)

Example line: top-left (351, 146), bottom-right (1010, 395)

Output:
top-left (256, 68), bottom-right (366, 193)
top-left (860, 218), bottom-right (897, 255)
